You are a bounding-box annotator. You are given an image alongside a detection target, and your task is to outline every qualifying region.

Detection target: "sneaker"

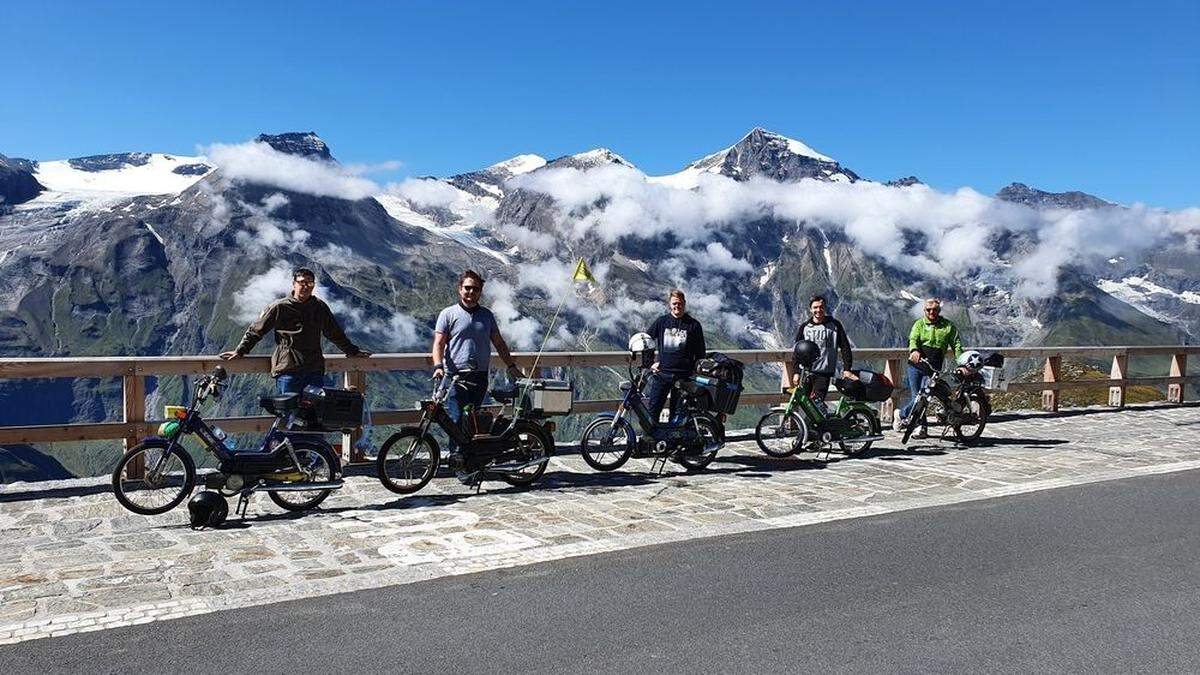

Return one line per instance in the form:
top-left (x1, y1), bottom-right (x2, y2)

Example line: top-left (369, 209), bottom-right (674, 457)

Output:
top-left (913, 427), bottom-right (928, 439)
top-left (892, 410), bottom-right (905, 433)
top-left (455, 469), bottom-right (475, 486)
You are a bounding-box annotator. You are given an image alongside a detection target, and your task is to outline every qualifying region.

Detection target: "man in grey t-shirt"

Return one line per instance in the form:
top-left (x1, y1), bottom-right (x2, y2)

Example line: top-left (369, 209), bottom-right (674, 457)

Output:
top-left (431, 269), bottom-right (523, 469)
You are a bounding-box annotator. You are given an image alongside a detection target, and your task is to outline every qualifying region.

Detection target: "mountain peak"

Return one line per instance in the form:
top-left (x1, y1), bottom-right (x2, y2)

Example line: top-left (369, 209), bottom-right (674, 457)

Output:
top-left (996, 182), bottom-right (1113, 210)
top-left (255, 132), bottom-right (334, 162)
top-left (545, 148), bottom-right (635, 171)
top-left (652, 127), bottom-right (856, 188)
top-left (486, 154), bottom-right (547, 177)
top-left (736, 127), bottom-right (834, 163)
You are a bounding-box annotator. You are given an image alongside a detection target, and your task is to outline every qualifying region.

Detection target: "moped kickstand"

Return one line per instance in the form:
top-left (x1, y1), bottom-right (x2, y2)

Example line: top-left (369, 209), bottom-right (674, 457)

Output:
top-left (235, 489), bottom-right (253, 519)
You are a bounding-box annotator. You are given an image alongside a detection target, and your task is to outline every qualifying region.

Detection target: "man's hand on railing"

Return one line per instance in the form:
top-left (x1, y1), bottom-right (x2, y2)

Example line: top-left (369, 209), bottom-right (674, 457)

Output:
top-left (218, 351), bottom-right (240, 361)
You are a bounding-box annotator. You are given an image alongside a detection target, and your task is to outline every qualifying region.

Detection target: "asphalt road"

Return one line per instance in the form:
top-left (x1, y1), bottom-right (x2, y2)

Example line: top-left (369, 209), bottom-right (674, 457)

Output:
top-left (6, 469), bottom-right (1200, 673)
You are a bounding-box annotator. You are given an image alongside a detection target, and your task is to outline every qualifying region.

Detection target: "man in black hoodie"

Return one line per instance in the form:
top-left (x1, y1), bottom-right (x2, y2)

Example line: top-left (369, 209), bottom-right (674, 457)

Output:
top-left (220, 267), bottom-right (370, 394)
top-left (792, 295), bottom-right (854, 409)
top-left (644, 289), bottom-right (706, 423)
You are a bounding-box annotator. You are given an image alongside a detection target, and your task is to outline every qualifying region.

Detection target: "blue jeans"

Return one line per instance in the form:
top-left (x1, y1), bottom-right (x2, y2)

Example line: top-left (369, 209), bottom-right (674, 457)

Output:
top-left (644, 371), bottom-right (685, 425)
top-left (444, 372), bottom-right (489, 453)
top-left (276, 371), bottom-right (327, 395)
top-left (899, 364), bottom-right (929, 423)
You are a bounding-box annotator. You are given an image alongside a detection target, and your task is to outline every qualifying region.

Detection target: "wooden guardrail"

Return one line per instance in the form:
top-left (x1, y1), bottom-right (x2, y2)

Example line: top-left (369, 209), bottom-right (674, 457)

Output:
top-left (0, 346), bottom-right (1195, 461)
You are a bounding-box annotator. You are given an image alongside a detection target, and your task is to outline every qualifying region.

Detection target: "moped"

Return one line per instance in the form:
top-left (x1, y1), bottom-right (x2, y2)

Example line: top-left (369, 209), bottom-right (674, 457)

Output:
top-left (578, 358), bottom-right (724, 474)
top-left (112, 366), bottom-right (344, 518)
top-left (754, 365), bottom-right (885, 459)
top-left (375, 373), bottom-right (557, 493)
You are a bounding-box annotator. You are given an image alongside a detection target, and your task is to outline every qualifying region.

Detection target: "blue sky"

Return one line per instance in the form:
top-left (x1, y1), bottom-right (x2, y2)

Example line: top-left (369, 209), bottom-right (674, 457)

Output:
top-left (2, 1), bottom-right (1197, 207)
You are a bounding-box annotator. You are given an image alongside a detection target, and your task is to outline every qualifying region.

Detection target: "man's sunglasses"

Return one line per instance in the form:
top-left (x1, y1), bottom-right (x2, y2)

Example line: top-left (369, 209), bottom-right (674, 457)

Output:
top-left (925, 307), bottom-right (940, 314)
top-left (461, 285), bottom-right (482, 292)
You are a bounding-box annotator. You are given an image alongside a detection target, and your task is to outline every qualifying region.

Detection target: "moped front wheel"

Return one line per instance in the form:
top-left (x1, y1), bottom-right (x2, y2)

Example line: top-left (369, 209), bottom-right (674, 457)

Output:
top-left (112, 441), bottom-right (196, 515)
top-left (901, 398), bottom-right (927, 445)
top-left (580, 416), bottom-right (635, 471)
top-left (269, 442), bottom-right (339, 511)
top-left (755, 409), bottom-right (808, 458)
top-left (377, 429), bottom-right (440, 495)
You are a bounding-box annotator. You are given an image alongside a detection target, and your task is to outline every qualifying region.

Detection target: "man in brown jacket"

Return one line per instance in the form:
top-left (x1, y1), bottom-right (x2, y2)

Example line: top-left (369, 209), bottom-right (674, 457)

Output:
top-left (220, 267), bottom-right (370, 394)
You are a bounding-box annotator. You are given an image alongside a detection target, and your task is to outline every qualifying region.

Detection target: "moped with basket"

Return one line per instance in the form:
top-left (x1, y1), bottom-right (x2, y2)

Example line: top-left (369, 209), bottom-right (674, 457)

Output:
top-left (111, 365), bottom-right (348, 519)
top-left (375, 372), bottom-right (565, 494)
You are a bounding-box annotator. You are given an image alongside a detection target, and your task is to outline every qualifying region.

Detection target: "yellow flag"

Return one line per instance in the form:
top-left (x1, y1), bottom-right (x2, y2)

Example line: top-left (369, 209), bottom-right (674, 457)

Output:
top-left (572, 257), bottom-right (597, 284)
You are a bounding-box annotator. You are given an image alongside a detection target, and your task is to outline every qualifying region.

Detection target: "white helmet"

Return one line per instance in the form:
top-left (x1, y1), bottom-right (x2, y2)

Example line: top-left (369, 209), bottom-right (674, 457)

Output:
top-left (957, 350), bottom-right (983, 370)
top-left (628, 332), bottom-right (656, 354)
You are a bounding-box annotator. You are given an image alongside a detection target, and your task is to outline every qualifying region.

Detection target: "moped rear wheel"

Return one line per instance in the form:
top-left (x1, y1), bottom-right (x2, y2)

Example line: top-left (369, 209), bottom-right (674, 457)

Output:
top-left (953, 393), bottom-right (990, 445)
top-left (500, 421), bottom-right (552, 487)
top-left (755, 409), bottom-right (808, 458)
top-left (677, 415), bottom-right (721, 471)
top-left (269, 443), bottom-right (338, 511)
top-left (112, 441), bottom-right (196, 516)
top-left (838, 409), bottom-right (879, 455)
top-left (580, 416), bottom-right (634, 471)
top-left (377, 429), bottom-right (440, 495)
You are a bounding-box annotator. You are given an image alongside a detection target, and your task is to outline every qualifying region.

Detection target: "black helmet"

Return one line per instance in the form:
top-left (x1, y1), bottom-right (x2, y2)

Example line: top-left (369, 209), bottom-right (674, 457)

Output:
top-left (792, 340), bottom-right (820, 369)
top-left (187, 491), bottom-right (228, 530)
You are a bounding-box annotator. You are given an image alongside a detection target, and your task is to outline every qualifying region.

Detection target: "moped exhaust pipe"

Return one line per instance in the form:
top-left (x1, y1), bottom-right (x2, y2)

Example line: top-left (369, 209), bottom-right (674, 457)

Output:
top-left (847, 434), bottom-right (886, 444)
top-left (260, 481), bottom-right (344, 492)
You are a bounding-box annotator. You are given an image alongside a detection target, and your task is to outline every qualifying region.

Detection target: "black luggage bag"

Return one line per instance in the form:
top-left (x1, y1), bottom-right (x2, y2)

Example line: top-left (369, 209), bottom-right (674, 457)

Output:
top-left (834, 369), bottom-right (894, 402)
top-left (692, 352), bottom-right (745, 414)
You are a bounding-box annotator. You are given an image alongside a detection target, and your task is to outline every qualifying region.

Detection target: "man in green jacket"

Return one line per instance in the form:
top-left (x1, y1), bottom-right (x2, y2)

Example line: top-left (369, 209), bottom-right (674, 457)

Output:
top-left (894, 297), bottom-right (963, 438)
top-left (220, 267), bottom-right (371, 394)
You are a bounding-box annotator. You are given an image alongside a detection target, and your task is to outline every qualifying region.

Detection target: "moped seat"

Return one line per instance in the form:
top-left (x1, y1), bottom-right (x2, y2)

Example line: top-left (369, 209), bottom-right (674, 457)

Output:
top-left (259, 394), bottom-right (300, 416)
top-left (491, 386), bottom-right (518, 403)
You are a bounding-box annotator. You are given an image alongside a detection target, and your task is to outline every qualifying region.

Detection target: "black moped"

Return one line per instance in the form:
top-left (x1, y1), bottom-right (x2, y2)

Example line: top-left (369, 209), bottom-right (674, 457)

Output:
top-left (375, 373), bottom-right (557, 493)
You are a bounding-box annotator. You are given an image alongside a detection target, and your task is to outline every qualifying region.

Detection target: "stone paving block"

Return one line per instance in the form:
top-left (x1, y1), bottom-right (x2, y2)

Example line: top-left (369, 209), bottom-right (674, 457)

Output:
top-left (2, 405), bottom-right (1200, 645)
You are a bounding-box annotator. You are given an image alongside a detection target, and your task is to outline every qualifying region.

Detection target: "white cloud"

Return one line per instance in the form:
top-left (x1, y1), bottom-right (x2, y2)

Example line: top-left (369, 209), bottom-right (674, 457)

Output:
top-left (670, 242), bottom-right (754, 275)
top-left (206, 140), bottom-right (380, 200)
top-left (387, 178), bottom-right (463, 209)
top-left (507, 165), bottom-right (1200, 299)
top-left (232, 262), bottom-right (294, 323)
top-left (486, 280), bottom-right (541, 349)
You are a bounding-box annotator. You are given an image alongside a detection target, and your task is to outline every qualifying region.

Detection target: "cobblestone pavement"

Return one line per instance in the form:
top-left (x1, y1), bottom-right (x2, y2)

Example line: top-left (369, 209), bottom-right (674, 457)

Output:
top-left (2, 404), bottom-right (1198, 646)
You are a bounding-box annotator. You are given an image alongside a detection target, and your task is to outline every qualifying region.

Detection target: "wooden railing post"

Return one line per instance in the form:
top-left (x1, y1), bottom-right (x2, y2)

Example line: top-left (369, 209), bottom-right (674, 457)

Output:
top-left (780, 358), bottom-right (795, 392)
top-left (343, 370), bottom-right (367, 463)
top-left (881, 357), bottom-right (904, 422)
top-left (1108, 354), bottom-right (1128, 408)
top-left (1042, 356), bottom-right (1061, 412)
top-left (1168, 353), bottom-right (1187, 404)
top-left (123, 370), bottom-right (147, 476)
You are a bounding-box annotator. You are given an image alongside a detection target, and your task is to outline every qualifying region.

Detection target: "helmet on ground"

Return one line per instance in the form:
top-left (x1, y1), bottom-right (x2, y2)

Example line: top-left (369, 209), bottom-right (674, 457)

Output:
top-left (628, 332), bottom-right (656, 354)
top-left (957, 350), bottom-right (983, 370)
top-left (792, 340), bottom-right (820, 369)
top-left (187, 491), bottom-right (228, 530)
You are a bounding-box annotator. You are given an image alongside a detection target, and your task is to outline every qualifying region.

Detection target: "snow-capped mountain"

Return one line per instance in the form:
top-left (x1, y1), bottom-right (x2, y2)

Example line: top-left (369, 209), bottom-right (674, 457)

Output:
top-left (23, 152), bottom-right (213, 209)
top-left (651, 127), bottom-right (858, 188)
top-left (447, 154), bottom-right (546, 200)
